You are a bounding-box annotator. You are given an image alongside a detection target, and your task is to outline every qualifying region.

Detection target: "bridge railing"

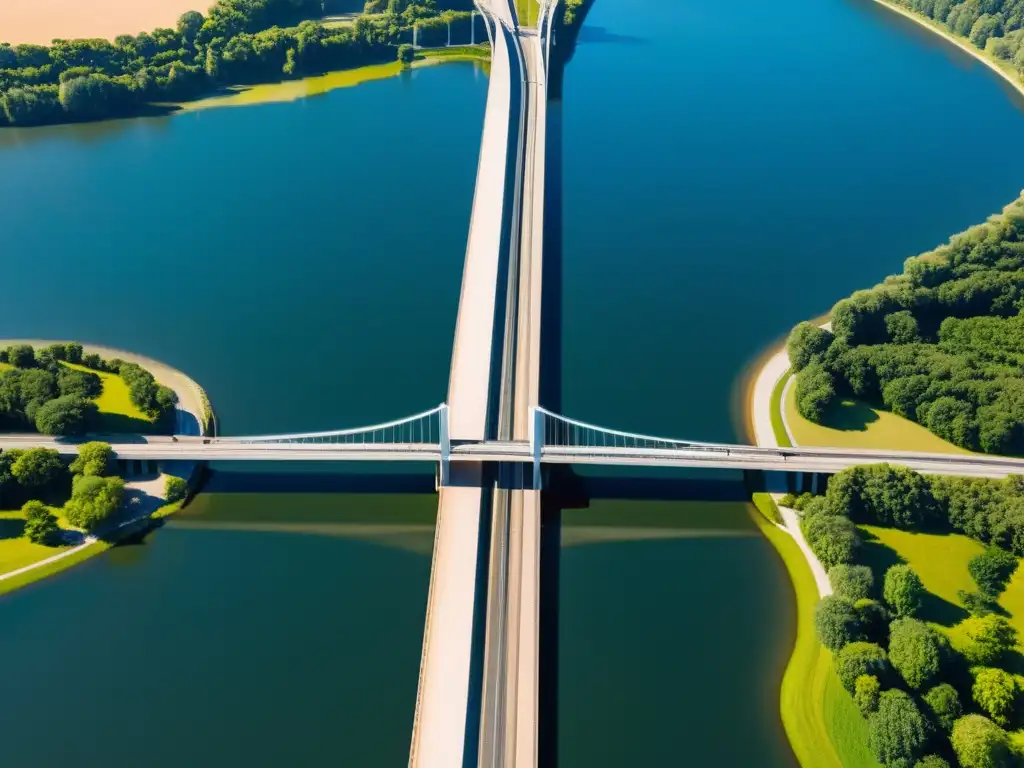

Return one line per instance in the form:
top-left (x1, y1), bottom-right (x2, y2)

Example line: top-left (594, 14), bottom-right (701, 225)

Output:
top-left (217, 404), bottom-right (449, 449)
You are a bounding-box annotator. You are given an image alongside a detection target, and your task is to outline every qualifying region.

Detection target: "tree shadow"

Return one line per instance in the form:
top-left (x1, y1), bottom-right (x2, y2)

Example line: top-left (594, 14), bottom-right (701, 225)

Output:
top-left (0, 518), bottom-right (25, 540)
top-left (858, 528), bottom-right (969, 626)
top-left (822, 399), bottom-right (880, 433)
top-left (91, 411), bottom-right (157, 435)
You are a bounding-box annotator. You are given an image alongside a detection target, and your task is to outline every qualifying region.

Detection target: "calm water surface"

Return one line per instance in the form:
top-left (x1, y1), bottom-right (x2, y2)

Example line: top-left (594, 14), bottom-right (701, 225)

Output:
top-left (0, 0), bottom-right (1023, 761)
top-left (554, 0), bottom-right (1024, 764)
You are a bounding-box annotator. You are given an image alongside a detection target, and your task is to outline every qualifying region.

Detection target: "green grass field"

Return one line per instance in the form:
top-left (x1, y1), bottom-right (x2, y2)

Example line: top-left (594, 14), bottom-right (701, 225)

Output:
top-left (823, 671), bottom-right (879, 768)
top-left (784, 385), bottom-right (969, 454)
top-left (0, 507), bottom-right (76, 576)
top-left (61, 361), bottom-right (156, 433)
top-left (516, 0), bottom-right (541, 26)
top-left (771, 370), bottom-right (793, 447)
top-left (750, 511), bottom-right (846, 768)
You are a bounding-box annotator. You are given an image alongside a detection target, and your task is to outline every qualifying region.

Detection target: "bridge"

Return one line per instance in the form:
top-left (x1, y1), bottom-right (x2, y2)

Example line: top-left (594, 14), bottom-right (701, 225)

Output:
top-left (8, 1), bottom-right (1021, 767)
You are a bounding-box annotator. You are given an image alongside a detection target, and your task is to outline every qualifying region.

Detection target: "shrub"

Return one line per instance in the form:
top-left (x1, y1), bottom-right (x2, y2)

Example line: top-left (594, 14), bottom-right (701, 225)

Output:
top-left (779, 493), bottom-right (798, 508)
top-left (854, 598), bottom-right (890, 644)
top-left (830, 564), bottom-right (874, 601)
top-left (22, 500), bottom-right (59, 545)
top-left (972, 667), bottom-right (1017, 726)
top-left (397, 43), bottom-right (414, 63)
top-left (922, 683), bottom-right (962, 732)
top-left (968, 547), bottom-right (1019, 598)
top-left (165, 476), bottom-right (188, 503)
top-left (960, 615), bottom-right (1018, 666)
top-left (787, 322), bottom-right (834, 371)
top-left (884, 565), bottom-right (925, 618)
top-left (855, 674), bottom-right (881, 716)
top-left (803, 513), bottom-right (862, 569)
top-left (835, 642), bottom-right (889, 693)
top-left (868, 689), bottom-right (929, 767)
top-left (889, 618), bottom-right (945, 690)
top-left (64, 343), bottom-right (83, 364)
top-left (57, 367), bottom-right (101, 400)
top-left (914, 756), bottom-right (950, 768)
top-left (814, 596), bottom-right (861, 651)
top-left (951, 714), bottom-right (1013, 768)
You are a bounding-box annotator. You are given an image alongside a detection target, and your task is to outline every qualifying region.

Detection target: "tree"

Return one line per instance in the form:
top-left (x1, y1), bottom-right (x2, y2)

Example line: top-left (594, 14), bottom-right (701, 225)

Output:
top-left (972, 667), bottom-right (1017, 726)
top-left (34, 395), bottom-right (96, 436)
top-left (914, 757), bottom-right (950, 768)
top-left (178, 10), bottom-right (205, 44)
top-left (22, 500), bottom-right (59, 545)
top-left (795, 362), bottom-right (836, 422)
top-left (57, 367), bottom-right (102, 399)
top-left (397, 43), bottom-right (414, 64)
top-left (64, 342), bottom-right (83, 364)
top-left (922, 683), bottom-right (962, 732)
top-left (205, 46), bottom-right (221, 79)
top-left (787, 322), bottom-right (834, 371)
top-left (885, 310), bottom-right (920, 343)
top-left (960, 615), bottom-right (1018, 666)
top-left (968, 548), bottom-right (1019, 598)
top-left (829, 564), bottom-right (874, 601)
top-left (884, 565), bottom-right (925, 618)
top-left (803, 513), bottom-right (861, 569)
top-left (6, 344), bottom-right (35, 368)
top-left (951, 715), bottom-right (1013, 768)
top-left (69, 442), bottom-right (113, 478)
top-left (835, 641), bottom-right (889, 693)
top-left (814, 596), bottom-right (861, 651)
top-left (165, 475), bottom-right (188, 503)
top-left (855, 598), bottom-right (890, 644)
top-left (868, 690), bottom-right (929, 767)
top-left (855, 674), bottom-right (881, 716)
top-left (888, 618), bottom-right (945, 690)
top-left (11, 448), bottom-right (64, 491)
top-left (63, 475), bottom-right (124, 532)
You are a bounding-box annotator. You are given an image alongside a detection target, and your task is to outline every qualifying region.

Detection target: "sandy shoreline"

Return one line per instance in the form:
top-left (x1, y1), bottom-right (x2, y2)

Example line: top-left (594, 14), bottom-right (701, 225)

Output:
top-left (869, 0), bottom-right (1024, 101)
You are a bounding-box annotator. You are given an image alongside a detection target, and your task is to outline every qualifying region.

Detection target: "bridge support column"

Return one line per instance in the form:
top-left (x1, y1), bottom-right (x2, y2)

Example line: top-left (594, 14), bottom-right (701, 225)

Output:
top-left (529, 407), bottom-right (543, 490)
top-left (439, 404), bottom-right (450, 487)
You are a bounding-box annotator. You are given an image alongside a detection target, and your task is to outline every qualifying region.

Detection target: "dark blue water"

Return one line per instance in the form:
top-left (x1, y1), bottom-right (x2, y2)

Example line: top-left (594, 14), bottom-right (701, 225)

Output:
top-left (0, 0), bottom-right (1022, 762)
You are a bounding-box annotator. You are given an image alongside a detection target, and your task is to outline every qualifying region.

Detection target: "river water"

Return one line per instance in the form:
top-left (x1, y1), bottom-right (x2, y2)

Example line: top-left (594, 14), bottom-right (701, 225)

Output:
top-left (1, 0), bottom-right (1023, 761)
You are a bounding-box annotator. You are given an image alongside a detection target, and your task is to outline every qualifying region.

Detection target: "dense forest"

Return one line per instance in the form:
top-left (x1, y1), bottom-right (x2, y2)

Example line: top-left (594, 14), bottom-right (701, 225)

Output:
top-left (788, 195), bottom-right (1024, 454)
top-left (792, 464), bottom-right (1024, 766)
top-left (890, 0), bottom-right (1024, 76)
top-left (0, 0), bottom-right (475, 127)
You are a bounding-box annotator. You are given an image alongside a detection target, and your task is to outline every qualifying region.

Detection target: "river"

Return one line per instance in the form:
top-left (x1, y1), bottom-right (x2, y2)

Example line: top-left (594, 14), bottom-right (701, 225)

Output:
top-left (1, 0), bottom-right (1024, 762)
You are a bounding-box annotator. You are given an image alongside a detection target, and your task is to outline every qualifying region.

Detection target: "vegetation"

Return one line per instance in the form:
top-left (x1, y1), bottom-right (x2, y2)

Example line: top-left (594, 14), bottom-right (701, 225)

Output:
top-left (0, 0), bottom-right (478, 127)
top-left (770, 370), bottom-right (793, 447)
top-left (799, 462), bottom-right (1024, 766)
top-left (165, 476), bottom-right (188, 503)
top-left (886, 0), bottom-right (1024, 83)
top-left (0, 344), bottom-right (174, 435)
top-left (752, 491), bottom-right (783, 524)
top-left (22, 500), bottom-right (59, 545)
top-left (786, 195), bottom-right (1024, 455)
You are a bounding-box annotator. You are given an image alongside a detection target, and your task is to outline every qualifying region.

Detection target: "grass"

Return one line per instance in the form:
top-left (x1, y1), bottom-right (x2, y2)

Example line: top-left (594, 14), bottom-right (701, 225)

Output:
top-left (783, 384), bottom-right (969, 454)
top-left (62, 361), bottom-right (156, 433)
top-left (752, 492), bottom-right (783, 524)
top-left (771, 370), bottom-right (793, 447)
top-left (418, 44), bottom-right (489, 61)
top-left (516, 0), bottom-right (541, 26)
top-left (750, 511), bottom-right (845, 768)
top-left (822, 671), bottom-right (880, 768)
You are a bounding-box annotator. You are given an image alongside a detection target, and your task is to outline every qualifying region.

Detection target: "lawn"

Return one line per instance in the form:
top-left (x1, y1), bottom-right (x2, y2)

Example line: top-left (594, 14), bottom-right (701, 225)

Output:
top-left (822, 671), bottom-right (879, 768)
top-left (0, 509), bottom-right (73, 575)
top-left (750, 511), bottom-right (845, 768)
top-left (61, 361), bottom-right (156, 433)
top-left (784, 385), bottom-right (969, 455)
top-left (516, 0), bottom-right (540, 26)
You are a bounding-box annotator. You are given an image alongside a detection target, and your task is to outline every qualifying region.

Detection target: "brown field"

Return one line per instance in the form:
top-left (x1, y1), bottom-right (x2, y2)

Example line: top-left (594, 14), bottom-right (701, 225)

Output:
top-left (1, 0), bottom-right (210, 45)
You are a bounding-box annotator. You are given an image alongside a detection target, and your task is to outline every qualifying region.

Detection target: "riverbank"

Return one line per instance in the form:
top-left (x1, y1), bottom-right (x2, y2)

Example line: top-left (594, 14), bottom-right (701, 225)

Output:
top-left (867, 0), bottom-right (1024, 103)
top-left (0, 340), bottom-right (210, 595)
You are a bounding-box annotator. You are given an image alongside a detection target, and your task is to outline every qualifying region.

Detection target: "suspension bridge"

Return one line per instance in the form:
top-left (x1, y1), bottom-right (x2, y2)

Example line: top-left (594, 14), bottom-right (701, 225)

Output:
top-left (13, 402), bottom-right (1024, 479)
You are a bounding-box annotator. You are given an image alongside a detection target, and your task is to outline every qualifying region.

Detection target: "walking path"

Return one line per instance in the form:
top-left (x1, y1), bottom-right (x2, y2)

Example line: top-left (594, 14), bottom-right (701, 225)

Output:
top-left (749, 340), bottom-right (831, 597)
